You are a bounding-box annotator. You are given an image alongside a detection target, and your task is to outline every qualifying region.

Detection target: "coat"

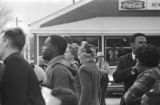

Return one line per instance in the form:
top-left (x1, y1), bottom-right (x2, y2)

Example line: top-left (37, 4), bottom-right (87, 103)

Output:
top-left (75, 60), bottom-right (101, 105)
top-left (2, 53), bottom-right (45, 105)
top-left (44, 55), bottom-right (77, 92)
top-left (113, 53), bottom-right (138, 105)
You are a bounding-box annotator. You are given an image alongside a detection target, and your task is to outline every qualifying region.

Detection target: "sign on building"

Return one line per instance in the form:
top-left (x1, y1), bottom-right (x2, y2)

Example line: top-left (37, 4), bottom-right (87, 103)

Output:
top-left (119, 0), bottom-right (147, 10)
top-left (119, 0), bottom-right (160, 10)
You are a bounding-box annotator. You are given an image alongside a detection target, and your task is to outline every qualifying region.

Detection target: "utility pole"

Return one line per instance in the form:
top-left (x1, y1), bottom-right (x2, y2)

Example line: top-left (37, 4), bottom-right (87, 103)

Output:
top-left (16, 17), bottom-right (18, 27)
top-left (73, 0), bottom-right (75, 4)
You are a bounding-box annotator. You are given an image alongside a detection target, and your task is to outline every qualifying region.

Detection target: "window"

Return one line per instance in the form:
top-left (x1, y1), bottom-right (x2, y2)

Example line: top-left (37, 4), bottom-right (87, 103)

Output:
top-left (105, 36), bottom-right (131, 66)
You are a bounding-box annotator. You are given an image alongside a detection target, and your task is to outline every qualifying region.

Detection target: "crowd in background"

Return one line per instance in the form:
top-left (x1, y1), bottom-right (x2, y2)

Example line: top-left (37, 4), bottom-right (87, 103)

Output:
top-left (0, 27), bottom-right (159, 105)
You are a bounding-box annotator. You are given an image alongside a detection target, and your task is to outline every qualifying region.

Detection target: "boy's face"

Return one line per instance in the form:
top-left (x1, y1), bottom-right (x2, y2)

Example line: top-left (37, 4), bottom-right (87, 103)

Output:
top-left (42, 37), bottom-right (57, 61)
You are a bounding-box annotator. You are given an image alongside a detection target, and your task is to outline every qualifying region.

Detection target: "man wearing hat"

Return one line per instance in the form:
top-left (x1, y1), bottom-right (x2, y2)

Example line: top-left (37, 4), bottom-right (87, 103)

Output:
top-left (96, 52), bottom-right (109, 105)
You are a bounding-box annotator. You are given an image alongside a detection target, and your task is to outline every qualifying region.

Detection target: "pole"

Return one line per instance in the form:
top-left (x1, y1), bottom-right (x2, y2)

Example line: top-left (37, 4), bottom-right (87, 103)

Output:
top-left (73, 0), bottom-right (75, 4)
top-left (16, 17), bottom-right (18, 27)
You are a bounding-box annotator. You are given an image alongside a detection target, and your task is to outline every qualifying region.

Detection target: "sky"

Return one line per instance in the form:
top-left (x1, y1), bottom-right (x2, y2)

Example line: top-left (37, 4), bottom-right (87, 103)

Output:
top-left (1, 0), bottom-right (80, 28)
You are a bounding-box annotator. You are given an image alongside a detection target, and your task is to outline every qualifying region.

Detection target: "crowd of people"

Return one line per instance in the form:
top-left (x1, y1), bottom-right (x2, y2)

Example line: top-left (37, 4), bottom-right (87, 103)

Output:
top-left (0, 27), bottom-right (159, 105)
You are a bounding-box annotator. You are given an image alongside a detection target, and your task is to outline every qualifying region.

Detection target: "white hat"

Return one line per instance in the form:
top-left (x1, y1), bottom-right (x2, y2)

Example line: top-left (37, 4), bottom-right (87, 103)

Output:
top-left (97, 52), bottom-right (104, 57)
top-left (81, 41), bottom-right (88, 47)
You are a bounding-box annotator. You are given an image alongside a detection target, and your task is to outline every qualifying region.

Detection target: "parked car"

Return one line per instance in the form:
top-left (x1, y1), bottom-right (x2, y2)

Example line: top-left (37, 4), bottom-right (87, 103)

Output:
top-left (106, 66), bottom-right (124, 96)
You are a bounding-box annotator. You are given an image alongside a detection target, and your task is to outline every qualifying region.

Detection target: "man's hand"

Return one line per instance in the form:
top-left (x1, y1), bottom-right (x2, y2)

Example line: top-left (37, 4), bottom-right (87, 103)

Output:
top-left (131, 63), bottom-right (138, 75)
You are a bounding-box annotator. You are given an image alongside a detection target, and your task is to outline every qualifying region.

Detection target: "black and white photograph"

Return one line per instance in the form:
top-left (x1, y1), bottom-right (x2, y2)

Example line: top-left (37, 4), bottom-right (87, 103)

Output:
top-left (0, 0), bottom-right (160, 105)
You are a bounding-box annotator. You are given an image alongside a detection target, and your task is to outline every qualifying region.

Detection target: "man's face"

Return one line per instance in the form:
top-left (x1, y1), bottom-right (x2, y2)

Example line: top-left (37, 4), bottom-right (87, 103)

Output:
top-left (131, 36), bottom-right (147, 53)
top-left (42, 37), bottom-right (57, 61)
top-left (97, 56), bottom-right (104, 62)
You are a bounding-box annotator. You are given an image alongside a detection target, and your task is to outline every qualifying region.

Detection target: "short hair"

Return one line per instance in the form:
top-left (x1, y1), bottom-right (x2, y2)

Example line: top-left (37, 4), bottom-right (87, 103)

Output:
top-left (130, 33), bottom-right (146, 43)
top-left (135, 44), bottom-right (159, 67)
top-left (51, 87), bottom-right (78, 105)
top-left (3, 28), bottom-right (25, 51)
top-left (50, 35), bottom-right (67, 55)
top-left (68, 43), bottom-right (79, 58)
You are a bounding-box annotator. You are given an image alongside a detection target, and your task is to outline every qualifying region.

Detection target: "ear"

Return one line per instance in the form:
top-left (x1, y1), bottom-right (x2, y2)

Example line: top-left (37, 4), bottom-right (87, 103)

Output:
top-left (53, 45), bottom-right (58, 51)
top-left (2, 37), bottom-right (9, 48)
top-left (130, 43), bottom-right (135, 49)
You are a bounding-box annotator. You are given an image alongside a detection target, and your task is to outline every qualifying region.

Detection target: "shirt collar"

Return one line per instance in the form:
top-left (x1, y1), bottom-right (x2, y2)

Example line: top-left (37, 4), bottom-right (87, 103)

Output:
top-left (47, 55), bottom-right (65, 67)
top-left (132, 52), bottom-right (136, 60)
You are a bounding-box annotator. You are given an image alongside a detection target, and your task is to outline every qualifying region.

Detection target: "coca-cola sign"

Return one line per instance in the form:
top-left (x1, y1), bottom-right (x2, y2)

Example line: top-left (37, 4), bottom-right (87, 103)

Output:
top-left (119, 0), bottom-right (147, 10)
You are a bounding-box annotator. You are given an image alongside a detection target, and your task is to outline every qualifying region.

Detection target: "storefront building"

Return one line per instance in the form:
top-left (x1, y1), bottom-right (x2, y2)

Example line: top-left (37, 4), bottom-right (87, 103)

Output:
top-left (29, 0), bottom-right (160, 65)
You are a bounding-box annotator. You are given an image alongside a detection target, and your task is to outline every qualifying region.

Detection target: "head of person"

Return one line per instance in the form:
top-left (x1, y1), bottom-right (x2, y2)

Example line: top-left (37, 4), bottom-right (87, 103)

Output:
top-left (96, 51), bottom-right (104, 62)
top-left (78, 42), bottom-right (96, 64)
top-left (49, 87), bottom-right (78, 105)
top-left (63, 35), bottom-right (73, 45)
top-left (65, 43), bottom-right (79, 61)
top-left (0, 28), bottom-right (25, 60)
top-left (135, 44), bottom-right (159, 71)
top-left (130, 33), bottom-right (147, 54)
top-left (42, 35), bottom-right (67, 62)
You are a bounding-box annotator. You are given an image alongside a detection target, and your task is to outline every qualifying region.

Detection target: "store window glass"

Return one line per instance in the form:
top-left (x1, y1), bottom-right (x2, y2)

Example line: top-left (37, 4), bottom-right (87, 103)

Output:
top-left (147, 36), bottom-right (160, 47)
top-left (105, 36), bottom-right (131, 66)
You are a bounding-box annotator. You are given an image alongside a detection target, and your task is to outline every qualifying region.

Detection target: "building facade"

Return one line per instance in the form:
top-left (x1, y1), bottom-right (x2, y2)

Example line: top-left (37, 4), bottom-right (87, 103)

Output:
top-left (29, 0), bottom-right (160, 65)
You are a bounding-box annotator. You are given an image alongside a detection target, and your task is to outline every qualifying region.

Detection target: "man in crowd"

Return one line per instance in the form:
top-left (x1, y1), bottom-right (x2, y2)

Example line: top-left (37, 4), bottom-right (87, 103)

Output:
top-left (42, 35), bottom-right (77, 92)
top-left (0, 28), bottom-right (45, 105)
top-left (124, 44), bottom-right (160, 105)
top-left (96, 52), bottom-right (109, 105)
top-left (113, 33), bottom-right (147, 105)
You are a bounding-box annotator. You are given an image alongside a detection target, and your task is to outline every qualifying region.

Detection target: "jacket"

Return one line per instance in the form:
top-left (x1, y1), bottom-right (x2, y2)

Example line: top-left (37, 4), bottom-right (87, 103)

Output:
top-left (2, 53), bottom-right (45, 105)
top-left (125, 67), bottom-right (160, 105)
top-left (113, 53), bottom-right (138, 105)
top-left (75, 60), bottom-right (101, 105)
top-left (44, 55), bottom-right (77, 92)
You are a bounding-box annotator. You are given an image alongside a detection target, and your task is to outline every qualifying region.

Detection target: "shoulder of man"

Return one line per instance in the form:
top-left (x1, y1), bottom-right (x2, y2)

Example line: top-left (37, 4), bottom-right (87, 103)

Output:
top-left (52, 61), bottom-right (77, 77)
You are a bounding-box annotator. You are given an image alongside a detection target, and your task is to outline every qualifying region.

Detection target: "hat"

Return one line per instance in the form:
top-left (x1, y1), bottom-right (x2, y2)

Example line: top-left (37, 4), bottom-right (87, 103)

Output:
top-left (97, 52), bottom-right (104, 57)
top-left (81, 41), bottom-right (87, 47)
top-left (84, 43), bottom-right (96, 54)
top-left (78, 42), bottom-right (96, 56)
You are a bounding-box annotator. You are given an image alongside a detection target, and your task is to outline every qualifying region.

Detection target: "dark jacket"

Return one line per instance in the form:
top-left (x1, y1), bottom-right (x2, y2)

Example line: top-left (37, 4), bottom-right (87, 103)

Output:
top-left (44, 55), bottom-right (77, 92)
top-left (2, 53), bottom-right (45, 105)
top-left (0, 62), bottom-right (4, 104)
top-left (113, 53), bottom-right (138, 105)
top-left (75, 60), bottom-right (101, 105)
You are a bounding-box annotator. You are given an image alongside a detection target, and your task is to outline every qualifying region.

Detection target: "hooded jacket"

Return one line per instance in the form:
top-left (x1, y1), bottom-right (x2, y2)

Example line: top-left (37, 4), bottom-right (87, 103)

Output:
top-left (44, 55), bottom-right (77, 92)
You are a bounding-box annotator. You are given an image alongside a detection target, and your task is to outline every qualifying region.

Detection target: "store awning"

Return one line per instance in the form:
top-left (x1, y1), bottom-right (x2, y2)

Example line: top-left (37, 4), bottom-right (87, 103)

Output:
top-left (29, 0), bottom-right (160, 29)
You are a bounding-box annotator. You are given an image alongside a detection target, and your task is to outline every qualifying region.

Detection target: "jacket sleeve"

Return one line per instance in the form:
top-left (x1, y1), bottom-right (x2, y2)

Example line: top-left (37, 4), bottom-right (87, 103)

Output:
top-left (124, 71), bottom-right (156, 105)
top-left (4, 58), bottom-right (28, 105)
top-left (113, 57), bottom-right (133, 83)
top-left (52, 65), bottom-right (71, 90)
top-left (78, 68), bottom-right (92, 105)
